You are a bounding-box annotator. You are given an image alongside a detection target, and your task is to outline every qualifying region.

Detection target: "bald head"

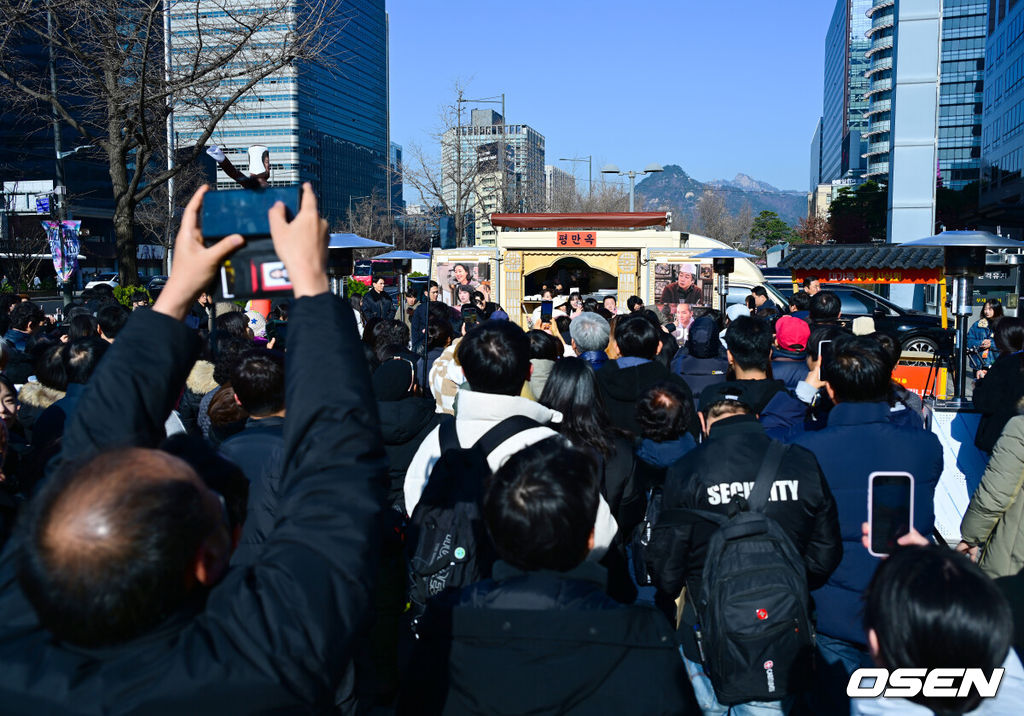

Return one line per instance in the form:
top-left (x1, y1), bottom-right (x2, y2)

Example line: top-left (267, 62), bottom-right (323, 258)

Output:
top-left (20, 448), bottom-right (224, 647)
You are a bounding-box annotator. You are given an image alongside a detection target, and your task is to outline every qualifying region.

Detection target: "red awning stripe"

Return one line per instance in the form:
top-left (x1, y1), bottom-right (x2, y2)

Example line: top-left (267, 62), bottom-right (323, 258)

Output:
top-left (489, 212), bottom-right (668, 229)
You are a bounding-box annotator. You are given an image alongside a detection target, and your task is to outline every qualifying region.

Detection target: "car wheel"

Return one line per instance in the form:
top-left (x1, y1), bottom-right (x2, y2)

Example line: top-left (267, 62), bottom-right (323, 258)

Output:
top-left (901, 336), bottom-right (939, 366)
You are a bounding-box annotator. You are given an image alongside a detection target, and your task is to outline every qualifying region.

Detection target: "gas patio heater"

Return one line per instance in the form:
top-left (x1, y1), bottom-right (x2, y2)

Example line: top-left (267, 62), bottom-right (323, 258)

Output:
top-left (900, 230), bottom-right (1024, 400)
top-left (690, 248), bottom-right (757, 318)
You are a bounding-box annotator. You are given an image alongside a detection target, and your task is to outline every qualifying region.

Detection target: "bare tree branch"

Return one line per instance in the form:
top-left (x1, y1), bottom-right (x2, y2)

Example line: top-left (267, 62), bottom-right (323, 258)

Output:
top-left (0, 0), bottom-right (347, 283)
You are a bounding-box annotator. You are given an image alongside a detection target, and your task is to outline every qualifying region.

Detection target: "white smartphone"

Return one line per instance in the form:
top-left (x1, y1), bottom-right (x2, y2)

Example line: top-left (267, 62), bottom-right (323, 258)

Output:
top-left (867, 472), bottom-right (915, 557)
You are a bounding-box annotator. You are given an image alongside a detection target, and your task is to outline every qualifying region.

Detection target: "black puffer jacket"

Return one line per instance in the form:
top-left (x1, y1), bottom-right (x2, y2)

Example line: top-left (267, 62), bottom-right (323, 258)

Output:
top-left (647, 414), bottom-right (842, 660)
top-left (973, 353), bottom-right (1024, 453)
top-left (596, 434), bottom-right (644, 537)
top-left (218, 416), bottom-right (285, 567)
top-left (0, 295), bottom-right (387, 714)
top-left (361, 288), bottom-right (395, 321)
top-left (399, 560), bottom-right (698, 715)
top-left (378, 397), bottom-right (442, 513)
top-left (595, 360), bottom-right (694, 435)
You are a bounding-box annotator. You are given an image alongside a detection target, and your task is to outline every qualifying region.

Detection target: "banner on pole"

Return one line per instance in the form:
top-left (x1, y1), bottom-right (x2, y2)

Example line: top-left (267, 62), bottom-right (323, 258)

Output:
top-left (41, 220), bottom-right (81, 283)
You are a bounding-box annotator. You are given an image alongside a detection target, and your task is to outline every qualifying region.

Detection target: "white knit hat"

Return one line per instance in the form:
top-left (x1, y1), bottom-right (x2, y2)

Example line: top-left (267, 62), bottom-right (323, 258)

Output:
top-left (245, 310), bottom-right (267, 339)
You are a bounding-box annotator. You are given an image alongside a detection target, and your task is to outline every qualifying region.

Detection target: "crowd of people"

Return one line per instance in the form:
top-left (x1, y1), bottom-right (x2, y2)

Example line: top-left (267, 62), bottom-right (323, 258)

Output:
top-left (0, 186), bottom-right (1019, 714)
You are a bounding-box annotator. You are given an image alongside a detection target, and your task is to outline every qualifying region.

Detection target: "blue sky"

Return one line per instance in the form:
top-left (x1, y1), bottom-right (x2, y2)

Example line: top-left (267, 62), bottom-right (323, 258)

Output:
top-left (387, 0), bottom-right (836, 194)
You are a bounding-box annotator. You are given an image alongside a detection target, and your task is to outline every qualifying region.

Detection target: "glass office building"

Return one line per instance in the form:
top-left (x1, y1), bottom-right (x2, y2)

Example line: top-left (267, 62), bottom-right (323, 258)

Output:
top-left (939, 0), bottom-right (987, 190)
top-left (390, 141), bottom-right (404, 211)
top-left (864, 0), bottom-right (896, 181)
top-left (810, 116), bottom-right (824, 192)
top-left (821, 0), bottom-right (872, 183)
top-left (865, 0), bottom-right (987, 189)
top-left (980, 0), bottom-right (1024, 225)
top-left (172, 0), bottom-right (388, 226)
top-left (441, 109), bottom-right (546, 223)
top-left (0, 34), bottom-right (116, 263)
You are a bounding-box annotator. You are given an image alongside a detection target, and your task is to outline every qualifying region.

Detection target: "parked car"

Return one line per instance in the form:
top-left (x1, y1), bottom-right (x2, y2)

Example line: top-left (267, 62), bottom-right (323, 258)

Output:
top-left (825, 284), bottom-right (953, 357)
top-left (734, 276), bottom-right (953, 359)
top-left (146, 275), bottom-right (168, 293)
top-left (725, 281), bottom-right (789, 310)
top-left (760, 269), bottom-right (800, 294)
top-left (85, 272), bottom-right (119, 289)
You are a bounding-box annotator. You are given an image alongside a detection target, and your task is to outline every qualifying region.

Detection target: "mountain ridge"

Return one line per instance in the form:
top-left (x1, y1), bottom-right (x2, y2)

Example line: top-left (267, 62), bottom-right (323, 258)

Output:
top-left (636, 165), bottom-right (807, 226)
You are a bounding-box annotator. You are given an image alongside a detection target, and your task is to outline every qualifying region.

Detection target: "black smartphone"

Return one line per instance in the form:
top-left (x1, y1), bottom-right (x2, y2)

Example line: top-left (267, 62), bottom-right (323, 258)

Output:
top-left (200, 187), bottom-right (301, 300)
top-left (868, 472), bottom-right (915, 556)
top-left (818, 339), bottom-right (833, 382)
top-left (462, 305), bottom-right (479, 327)
top-left (540, 300), bottom-right (553, 323)
top-left (201, 187), bottom-right (300, 240)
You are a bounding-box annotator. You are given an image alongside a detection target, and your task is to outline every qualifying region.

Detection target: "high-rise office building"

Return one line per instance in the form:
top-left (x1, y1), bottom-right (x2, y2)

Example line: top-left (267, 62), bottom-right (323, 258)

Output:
top-left (390, 141), bottom-right (404, 211)
top-left (810, 117), bottom-right (824, 192)
top-left (545, 165), bottom-right (576, 209)
top-left (473, 142), bottom-right (517, 244)
top-left (0, 36), bottom-right (115, 255)
top-left (980, 0), bottom-right (1024, 228)
top-left (821, 0), bottom-right (872, 183)
top-left (441, 108), bottom-right (546, 225)
top-left (864, 0), bottom-right (987, 189)
top-left (171, 0), bottom-right (388, 226)
top-left (937, 0), bottom-right (987, 190)
top-left (864, 0), bottom-right (896, 181)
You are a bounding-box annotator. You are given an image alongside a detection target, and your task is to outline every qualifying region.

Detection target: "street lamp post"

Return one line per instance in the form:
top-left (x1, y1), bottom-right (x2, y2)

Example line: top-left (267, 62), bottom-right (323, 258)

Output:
top-left (48, 8), bottom-right (74, 307)
top-left (600, 163), bottom-right (664, 212)
top-left (454, 90), bottom-right (505, 245)
top-left (559, 156), bottom-right (592, 199)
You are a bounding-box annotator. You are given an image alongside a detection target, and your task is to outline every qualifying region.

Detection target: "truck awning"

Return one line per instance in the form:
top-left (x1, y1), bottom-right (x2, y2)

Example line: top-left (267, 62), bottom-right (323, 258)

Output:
top-left (489, 212), bottom-right (669, 229)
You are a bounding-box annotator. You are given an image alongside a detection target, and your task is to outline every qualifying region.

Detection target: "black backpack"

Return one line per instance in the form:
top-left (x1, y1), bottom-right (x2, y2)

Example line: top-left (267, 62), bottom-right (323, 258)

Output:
top-left (628, 458), bottom-right (668, 586)
top-left (689, 441), bottom-right (815, 705)
top-left (405, 415), bottom-right (540, 620)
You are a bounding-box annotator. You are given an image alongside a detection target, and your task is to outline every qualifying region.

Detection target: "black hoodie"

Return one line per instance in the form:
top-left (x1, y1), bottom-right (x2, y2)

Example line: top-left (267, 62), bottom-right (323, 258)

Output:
top-left (596, 360), bottom-right (695, 436)
top-left (377, 396), bottom-right (442, 512)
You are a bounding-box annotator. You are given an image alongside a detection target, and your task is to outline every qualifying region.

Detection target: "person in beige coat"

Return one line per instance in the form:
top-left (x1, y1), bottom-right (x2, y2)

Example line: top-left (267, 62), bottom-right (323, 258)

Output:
top-left (960, 414), bottom-right (1024, 577)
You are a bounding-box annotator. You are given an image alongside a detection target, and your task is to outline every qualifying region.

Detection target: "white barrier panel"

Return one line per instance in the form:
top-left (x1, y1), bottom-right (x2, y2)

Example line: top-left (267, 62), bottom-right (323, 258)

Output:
top-left (929, 409), bottom-right (988, 545)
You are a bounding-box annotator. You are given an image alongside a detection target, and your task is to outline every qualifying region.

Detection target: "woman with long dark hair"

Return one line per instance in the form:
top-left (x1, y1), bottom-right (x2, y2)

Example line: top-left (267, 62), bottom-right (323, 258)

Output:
top-left (567, 292), bottom-right (584, 319)
top-left (540, 358), bottom-right (616, 456)
top-left (973, 316), bottom-right (1024, 453)
top-left (539, 359), bottom-right (643, 533)
top-left (540, 358), bottom-right (644, 604)
top-left (968, 299), bottom-right (1005, 375)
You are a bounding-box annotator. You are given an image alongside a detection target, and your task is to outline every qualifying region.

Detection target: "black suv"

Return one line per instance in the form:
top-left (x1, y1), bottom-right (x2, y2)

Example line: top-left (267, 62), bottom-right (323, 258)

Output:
top-left (758, 273), bottom-right (953, 356)
top-left (820, 284), bottom-right (953, 357)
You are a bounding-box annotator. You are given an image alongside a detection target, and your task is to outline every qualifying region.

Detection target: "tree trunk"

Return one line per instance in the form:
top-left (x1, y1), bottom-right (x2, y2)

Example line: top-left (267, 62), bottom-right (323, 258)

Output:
top-left (108, 141), bottom-right (140, 286)
top-left (113, 201), bottom-right (139, 286)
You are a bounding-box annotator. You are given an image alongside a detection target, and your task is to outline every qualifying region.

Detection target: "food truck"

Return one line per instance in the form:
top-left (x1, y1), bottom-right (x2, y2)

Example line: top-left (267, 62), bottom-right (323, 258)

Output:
top-left (430, 212), bottom-right (774, 327)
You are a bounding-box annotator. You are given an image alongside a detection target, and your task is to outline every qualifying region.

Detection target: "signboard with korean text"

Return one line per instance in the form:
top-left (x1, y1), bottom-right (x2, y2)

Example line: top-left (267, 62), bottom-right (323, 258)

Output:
top-left (556, 231), bottom-right (596, 248)
top-left (792, 267), bottom-right (943, 285)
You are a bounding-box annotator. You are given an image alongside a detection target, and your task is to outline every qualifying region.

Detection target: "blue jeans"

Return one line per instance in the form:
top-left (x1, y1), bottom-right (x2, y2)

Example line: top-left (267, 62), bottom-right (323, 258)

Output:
top-left (683, 653), bottom-right (794, 716)
top-left (811, 632), bottom-right (871, 716)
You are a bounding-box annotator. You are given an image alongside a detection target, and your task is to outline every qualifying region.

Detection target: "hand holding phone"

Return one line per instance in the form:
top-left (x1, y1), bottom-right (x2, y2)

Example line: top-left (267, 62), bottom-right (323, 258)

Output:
top-left (867, 472), bottom-right (915, 557)
top-left (201, 186), bottom-right (304, 300)
top-left (540, 299), bottom-right (553, 323)
top-left (154, 185), bottom-right (245, 321)
top-left (817, 339), bottom-right (833, 383)
top-left (268, 183), bottom-right (328, 298)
